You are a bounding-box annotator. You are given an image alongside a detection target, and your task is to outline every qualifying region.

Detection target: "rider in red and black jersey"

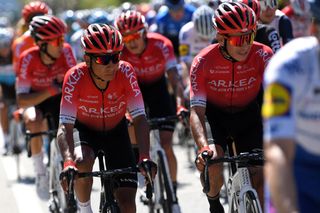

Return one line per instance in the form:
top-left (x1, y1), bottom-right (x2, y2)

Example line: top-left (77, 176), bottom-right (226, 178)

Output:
top-left (190, 3), bottom-right (273, 213)
top-left (15, 15), bottom-right (76, 199)
top-left (57, 24), bottom-right (156, 213)
top-left (12, 1), bottom-right (50, 73)
top-left (115, 10), bottom-right (187, 197)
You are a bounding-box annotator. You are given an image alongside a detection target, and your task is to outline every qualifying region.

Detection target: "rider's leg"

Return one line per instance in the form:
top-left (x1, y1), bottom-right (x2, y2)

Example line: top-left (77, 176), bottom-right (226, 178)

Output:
top-left (74, 145), bottom-right (95, 213)
top-left (115, 187), bottom-right (137, 213)
top-left (160, 130), bottom-right (178, 193)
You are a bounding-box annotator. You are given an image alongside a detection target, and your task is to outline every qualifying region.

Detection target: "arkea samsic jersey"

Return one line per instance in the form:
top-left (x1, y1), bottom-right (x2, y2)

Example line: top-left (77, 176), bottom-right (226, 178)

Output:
top-left (16, 43), bottom-right (76, 94)
top-left (121, 32), bottom-right (177, 84)
top-left (190, 42), bottom-right (273, 109)
top-left (59, 61), bottom-right (146, 131)
top-left (11, 30), bottom-right (35, 73)
top-left (263, 36), bottom-right (320, 155)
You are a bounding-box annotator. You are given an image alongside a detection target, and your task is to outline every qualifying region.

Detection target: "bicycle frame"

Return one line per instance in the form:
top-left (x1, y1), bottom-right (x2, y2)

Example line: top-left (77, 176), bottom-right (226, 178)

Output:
top-left (227, 167), bottom-right (262, 213)
top-left (149, 129), bottom-right (177, 211)
top-left (203, 151), bottom-right (264, 213)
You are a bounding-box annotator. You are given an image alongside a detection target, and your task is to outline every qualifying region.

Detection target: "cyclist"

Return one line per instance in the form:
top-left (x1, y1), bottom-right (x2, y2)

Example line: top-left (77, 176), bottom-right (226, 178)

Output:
top-left (241, 0), bottom-right (281, 53)
top-left (154, 0), bottom-right (196, 57)
top-left (282, 0), bottom-right (312, 38)
top-left (15, 14), bottom-right (76, 199)
top-left (179, 5), bottom-right (216, 82)
top-left (115, 10), bottom-right (186, 197)
top-left (263, 0), bottom-right (319, 212)
top-left (11, 0), bottom-right (50, 73)
top-left (0, 27), bottom-right (15, 155)
top-left (259, 0), bottom-right (294, 45)
top-left (57, 23), bottom-right (157, 213)
top-left (190, 2), bottom-right (273, 213)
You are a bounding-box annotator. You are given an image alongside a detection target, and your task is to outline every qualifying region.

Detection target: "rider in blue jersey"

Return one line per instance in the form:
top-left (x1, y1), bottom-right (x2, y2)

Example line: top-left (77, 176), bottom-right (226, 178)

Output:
top-left (154, 0), bottom-right (196, 57)
top-left (263, 0), bottom-right (320, 212)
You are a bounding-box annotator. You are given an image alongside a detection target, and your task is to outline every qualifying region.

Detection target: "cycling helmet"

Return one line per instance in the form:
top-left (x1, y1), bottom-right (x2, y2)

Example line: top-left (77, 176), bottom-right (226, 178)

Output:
top-left (81, 24), bottom-right (124, 54)
top-left (208, 0), bottom-right (222, 10)
top-left (213, 2), bottom-right (257, 34)
top-left (308, 0), bottom-right (320, 21)
top-left (192, 5), bottom-right (216, 40)
top-left (29, 15), bottom-right (66, 42)
top-left (115, 10), bottom-right (146, 34)
top-left (240, 0), bottom-right (261, 20)
top-left (0, 28), bottom-right (13, 49)
top-left (165, 0), bottom-right (185, 10)
top-left (22, 1), bottom-right (50, 23)
top-left (291, 0), bottom-right (310, 16)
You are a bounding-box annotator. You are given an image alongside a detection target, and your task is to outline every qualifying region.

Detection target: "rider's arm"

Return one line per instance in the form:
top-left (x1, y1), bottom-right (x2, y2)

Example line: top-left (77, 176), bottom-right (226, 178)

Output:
top-left (190, 106), bottom-right (208, 150)
top-left (264, 138), bottom-right (298, 213)
top-left (132, 115), bottom-right (150, 159)
top-left (167, 66), bottom-right (185, 108)
top-left (17, 90), bottom-right (56, 108)
top-left (57, 123), bottom-right (75, 162)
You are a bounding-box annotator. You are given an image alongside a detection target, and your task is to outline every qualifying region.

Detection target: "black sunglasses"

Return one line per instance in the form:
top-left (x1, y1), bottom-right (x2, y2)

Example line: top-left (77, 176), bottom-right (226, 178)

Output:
top-left (92, 53), bottom-right (120, 65)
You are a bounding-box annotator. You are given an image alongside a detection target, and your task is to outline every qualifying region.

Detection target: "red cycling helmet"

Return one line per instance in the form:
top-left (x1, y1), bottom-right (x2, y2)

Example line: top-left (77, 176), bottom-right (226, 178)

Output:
top-left (213, 2), bottom-right (257, 34)
top-left (22, 1), bottom-right (50, 23)
top-left (114, 10), bottom-right (146, 34)
top-left (81, 24), bottom-right (124, 54)
top-left (29, 15), bottom-right (66, 42)
top-left (240, 0), bottom-right (261, 20)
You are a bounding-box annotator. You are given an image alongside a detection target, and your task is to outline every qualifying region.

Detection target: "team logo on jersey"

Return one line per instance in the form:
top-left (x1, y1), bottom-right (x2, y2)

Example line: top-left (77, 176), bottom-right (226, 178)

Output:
top-left (179, 44), bottom-right (189, 56)
top-left (262, 83), bottom-right (291, 119)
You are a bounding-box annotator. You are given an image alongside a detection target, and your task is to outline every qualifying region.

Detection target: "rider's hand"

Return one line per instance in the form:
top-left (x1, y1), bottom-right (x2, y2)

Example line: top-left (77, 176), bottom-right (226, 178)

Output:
top-left (195, 146), bottom-right (214, 172)
top-left (138, 158), bottom-right (157, 181)
top-left (176, 105), bottom-right (188, 117)
top-left (60, 160), bottom-right (78, 192)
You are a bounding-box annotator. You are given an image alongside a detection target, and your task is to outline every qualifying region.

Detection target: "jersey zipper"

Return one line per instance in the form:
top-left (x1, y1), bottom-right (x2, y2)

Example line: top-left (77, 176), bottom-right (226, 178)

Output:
top-left (101, 89), bottom-right (105, 131)
top-left (230, 62), bottom-right (235, 112)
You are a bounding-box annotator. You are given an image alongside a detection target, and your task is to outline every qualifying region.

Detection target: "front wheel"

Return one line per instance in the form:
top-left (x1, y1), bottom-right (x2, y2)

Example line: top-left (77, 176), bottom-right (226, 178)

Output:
top-left (244, 191), bottom-right (261, 213)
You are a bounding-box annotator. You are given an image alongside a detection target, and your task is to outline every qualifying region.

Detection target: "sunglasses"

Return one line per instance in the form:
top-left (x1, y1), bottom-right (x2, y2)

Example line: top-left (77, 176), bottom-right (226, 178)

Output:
top-left (123, 29), bottom-right (144, 43)
top-left (92, 53), bottom-right (121, 65)
top-left (226, 31), bottom-right (256, 47)
top-left (260, 0), bottom-right (277, 11)
top-left (48, 36), bottom-right (64, 47)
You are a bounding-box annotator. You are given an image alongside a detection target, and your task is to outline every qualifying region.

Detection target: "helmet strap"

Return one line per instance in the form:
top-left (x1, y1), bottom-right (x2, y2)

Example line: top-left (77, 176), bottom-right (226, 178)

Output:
top-left (89, 57), bottom-right (106, 82)
top-left (220, 39), bottom-right (237, 62)
top-left (40, 43), bottom-right (58, 62)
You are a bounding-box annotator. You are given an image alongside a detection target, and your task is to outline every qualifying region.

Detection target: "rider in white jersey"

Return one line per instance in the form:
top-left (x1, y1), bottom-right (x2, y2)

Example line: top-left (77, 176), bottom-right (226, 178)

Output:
top-left (178, 5), bottom-right (215, 88)
top-left (263, 0), bottom-right (320, 211)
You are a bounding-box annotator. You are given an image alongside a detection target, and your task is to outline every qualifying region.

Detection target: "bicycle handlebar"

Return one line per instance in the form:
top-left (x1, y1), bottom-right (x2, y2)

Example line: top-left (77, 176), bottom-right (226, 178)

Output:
top-left (25, 129), bottom-right (57, 157)
top-left (148, 112), bottom-right (189, 130)
top-left (201, 150), bottom-right (264, 194)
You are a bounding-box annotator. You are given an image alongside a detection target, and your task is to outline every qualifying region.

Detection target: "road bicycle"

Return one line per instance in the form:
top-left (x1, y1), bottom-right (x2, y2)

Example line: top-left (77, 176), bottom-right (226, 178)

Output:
top-left (141, 115), bottom-right (181, 213)
top-left (60, 149), bottom-right (150, 213)
top-left (202, 147), bottom-right (264, 213)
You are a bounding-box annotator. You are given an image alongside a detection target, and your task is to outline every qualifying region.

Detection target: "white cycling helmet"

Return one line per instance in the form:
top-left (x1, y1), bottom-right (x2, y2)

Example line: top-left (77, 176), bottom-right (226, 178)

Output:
top-left (192, 5), bottom-right (216, 40)
top-left (0, 27), bottom-right (13, 49)
top-left (291, 0), bottom-right (310, 16)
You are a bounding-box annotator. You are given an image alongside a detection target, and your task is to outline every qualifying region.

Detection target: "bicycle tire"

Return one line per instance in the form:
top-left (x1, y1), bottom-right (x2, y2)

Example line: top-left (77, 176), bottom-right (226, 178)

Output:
top-left (244, 191), bottom-right (260, 213)
top-left (49, 139), bottom-right (70, 213)
top-left (157, 151), bottom-right (174, 213)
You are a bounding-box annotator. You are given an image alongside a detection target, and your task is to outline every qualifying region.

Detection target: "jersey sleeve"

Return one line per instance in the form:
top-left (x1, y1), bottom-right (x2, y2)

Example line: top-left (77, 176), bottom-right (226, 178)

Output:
top-left (59, 67), bottom-right (83, 125)
top-left (179, 23), bottom-right (192, 64)
top-left (161, 36), bottom-right (178, 71)
top-left (62, 43), bottom-right (77, 69)
top-left (189, 55), bottom-right (207, 108)
top-left (16, 53), bottom-right (33, 94)
top-left (262, 47), bottom-right (298, 141)
top-left (119, 62), bottom-right (146, 118)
